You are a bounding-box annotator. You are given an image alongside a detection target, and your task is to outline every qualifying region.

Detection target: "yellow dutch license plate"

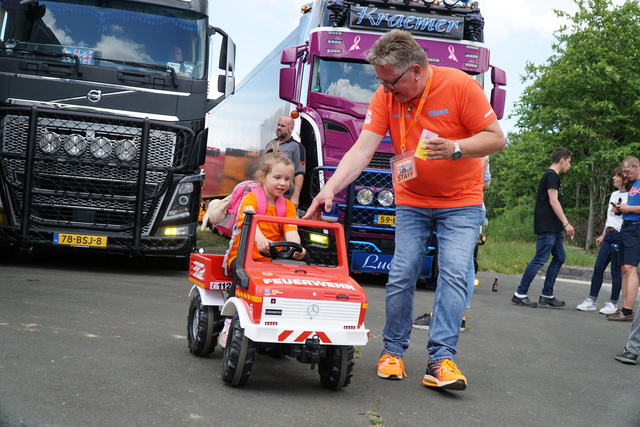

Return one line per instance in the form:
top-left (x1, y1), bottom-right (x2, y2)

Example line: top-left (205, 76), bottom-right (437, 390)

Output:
top-left (375, 214), bottom-right (396, 226)
top-left (54, 233), bottom-right (108, 247)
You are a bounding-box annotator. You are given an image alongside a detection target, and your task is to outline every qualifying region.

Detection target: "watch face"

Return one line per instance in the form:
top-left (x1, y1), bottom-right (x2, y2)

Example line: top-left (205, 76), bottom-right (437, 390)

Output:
top-left (451, 151), bottom-right (462, 160)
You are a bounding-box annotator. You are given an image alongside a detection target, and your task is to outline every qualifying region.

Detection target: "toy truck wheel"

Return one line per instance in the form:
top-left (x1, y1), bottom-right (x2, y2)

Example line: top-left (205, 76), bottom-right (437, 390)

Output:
top-left (318, 345), bottom-right (355, 390)
top-left (187, 294), bottom-right (219, 356)
top-left (221, 312), bottom-right (256, 387)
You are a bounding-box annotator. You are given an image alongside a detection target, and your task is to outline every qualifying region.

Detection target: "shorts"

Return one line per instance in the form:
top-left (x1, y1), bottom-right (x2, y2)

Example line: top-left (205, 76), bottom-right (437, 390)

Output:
top-left (620, 223), bottom-right (640, 266)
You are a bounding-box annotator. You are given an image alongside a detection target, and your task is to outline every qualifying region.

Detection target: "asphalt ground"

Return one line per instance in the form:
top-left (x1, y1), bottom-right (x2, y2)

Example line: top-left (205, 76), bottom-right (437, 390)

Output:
top-left (1, 252), bottom-right (638, 427)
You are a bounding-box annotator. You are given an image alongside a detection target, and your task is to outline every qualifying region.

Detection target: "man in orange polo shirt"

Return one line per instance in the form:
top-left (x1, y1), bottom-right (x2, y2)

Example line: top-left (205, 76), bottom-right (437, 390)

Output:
top-left (304, 30), bottom-right (505, 391)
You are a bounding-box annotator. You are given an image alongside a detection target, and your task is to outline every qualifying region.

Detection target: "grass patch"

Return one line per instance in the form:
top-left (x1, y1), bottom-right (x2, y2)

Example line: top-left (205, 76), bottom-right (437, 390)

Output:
top-left (478, 239), bottom-right (595, 275)
top-left (479, 203), bottom-right (596, 275)
top-left (196, 227), bottom-right (229, 251)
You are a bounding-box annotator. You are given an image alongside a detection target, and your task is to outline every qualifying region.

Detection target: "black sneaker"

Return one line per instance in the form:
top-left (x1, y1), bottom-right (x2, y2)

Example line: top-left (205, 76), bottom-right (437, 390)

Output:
top-left (538, 296), bottom-right (566, 308)
top-left (512, 294), bottom-right (538, 307)
top-left (413, 313), bottom-right (431, 330)
top-left (615, 350), bottom-right (638, 365)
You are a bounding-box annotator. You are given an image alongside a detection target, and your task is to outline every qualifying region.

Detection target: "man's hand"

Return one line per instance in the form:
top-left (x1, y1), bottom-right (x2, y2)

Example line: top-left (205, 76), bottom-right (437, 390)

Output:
top-left (565, 224), bottom-right (575, 240)
top-left (302, 188), bottom-right (334, 220)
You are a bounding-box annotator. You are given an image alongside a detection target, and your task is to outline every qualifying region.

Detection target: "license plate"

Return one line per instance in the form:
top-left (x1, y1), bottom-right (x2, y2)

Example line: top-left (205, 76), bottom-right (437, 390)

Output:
top-left (374, 214), bottom-right (395, 226)
top-left (54, 233), bottom-right (108, 247)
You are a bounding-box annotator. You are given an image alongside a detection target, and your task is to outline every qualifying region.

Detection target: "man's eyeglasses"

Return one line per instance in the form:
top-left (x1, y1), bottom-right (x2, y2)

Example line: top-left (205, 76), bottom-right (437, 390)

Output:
top-left (622, 165), bottom-right (635, 175)
top-left (375, 66), bottom-right (412, 89)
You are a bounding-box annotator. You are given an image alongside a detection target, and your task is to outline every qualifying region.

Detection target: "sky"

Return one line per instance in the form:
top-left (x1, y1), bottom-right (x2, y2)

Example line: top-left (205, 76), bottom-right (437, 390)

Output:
top-left (209, 1), bottom-right (588, 136)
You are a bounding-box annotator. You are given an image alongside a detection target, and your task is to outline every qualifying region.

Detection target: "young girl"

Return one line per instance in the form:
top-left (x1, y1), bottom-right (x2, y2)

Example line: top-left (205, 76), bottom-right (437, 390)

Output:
top-left (220, 153), bottom-right (307, 348)
top-left (576, 167), bottom-right (628, 313)
top-left (225, 152), bottom-right (307, 273)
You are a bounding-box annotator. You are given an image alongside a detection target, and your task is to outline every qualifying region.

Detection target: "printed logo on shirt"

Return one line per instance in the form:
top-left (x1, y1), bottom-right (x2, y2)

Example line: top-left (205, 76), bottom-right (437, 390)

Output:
top-left (429, 109), bottom-right (449, 117)
top-left (365, 109), bottom-right (372, 124)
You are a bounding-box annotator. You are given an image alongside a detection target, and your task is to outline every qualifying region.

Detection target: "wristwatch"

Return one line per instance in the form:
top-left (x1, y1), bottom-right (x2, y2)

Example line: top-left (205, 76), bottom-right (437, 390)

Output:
top-left (450, 140), bottom-right (462, 160)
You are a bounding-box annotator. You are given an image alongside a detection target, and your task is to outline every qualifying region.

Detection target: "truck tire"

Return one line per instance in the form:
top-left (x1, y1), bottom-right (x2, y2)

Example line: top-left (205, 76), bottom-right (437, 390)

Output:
top-left (318, 345), bottom-right (355, 390)
top-left (221, 312), bottom-right (256, 387)
top-left (187, 294), bottom-right (219, 356)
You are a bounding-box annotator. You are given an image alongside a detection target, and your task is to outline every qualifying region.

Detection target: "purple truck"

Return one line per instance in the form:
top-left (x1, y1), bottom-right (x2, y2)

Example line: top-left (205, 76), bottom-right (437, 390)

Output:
top-left (204, 0), bottom-right (506, 284)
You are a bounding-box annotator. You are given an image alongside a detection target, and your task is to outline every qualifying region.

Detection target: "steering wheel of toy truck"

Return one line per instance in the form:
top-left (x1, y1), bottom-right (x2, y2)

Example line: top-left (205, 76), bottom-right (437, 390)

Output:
top-left (262, 241), bottom-right (303, 260)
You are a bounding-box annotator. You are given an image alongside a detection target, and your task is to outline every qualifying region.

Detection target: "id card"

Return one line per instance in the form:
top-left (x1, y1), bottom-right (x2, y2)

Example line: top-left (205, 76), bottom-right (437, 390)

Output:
top-left (390, 150), bottom-right (418, 186)
top-left (414, 129), bottom-right (438, 160)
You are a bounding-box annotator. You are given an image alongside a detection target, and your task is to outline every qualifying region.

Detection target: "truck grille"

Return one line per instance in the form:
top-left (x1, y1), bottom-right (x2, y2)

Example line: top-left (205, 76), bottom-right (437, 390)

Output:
top-left (0, 108), bottom-right (194, 234)
top-left (310, 166), bottom-right (395, 235)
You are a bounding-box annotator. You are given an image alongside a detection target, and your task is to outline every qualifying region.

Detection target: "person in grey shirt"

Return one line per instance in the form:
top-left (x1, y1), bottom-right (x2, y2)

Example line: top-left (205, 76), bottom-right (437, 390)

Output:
top-left (264, 116), bottom-right (306, 207)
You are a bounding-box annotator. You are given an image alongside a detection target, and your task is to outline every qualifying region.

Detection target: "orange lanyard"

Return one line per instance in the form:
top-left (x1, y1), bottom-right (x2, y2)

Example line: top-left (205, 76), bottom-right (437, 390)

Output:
top-left (399, 66), bottom-right (433, 153)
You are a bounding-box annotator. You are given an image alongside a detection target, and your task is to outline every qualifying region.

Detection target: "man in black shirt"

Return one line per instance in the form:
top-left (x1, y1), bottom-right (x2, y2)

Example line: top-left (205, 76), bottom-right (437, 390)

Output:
top-left (512, 147), bottom-right (574, 308)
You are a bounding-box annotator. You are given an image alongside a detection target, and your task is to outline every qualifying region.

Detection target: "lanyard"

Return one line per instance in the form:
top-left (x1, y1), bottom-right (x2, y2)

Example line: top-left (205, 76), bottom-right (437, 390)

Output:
top-left (399, 66), bottom-right (433, 153)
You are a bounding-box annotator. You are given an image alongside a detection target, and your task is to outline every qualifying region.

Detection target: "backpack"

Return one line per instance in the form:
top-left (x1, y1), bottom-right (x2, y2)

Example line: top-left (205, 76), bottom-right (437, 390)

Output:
top-left (220, 181), bottom-right (287, 276)
top-left (214, 180), bottom-right (287, 238)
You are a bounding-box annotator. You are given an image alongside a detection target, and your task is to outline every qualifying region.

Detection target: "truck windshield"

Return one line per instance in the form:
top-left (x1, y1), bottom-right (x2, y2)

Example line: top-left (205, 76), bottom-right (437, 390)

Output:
top-left (0, 0), bottom-right (206, 79)
top-left (312, 58), bottom-right (378, 104)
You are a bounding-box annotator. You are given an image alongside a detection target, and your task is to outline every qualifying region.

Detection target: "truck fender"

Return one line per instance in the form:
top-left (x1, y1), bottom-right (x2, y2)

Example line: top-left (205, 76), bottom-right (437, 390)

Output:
top-left (221, 297), bottom-right (251, 327)
top-left (188, 285), bottom-right (226, 307)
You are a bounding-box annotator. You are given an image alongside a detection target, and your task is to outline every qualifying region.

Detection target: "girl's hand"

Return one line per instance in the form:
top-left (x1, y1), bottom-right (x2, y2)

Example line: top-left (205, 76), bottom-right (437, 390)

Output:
top-left (292, 247), bottom-right (307, 260)
top-left (256, 237), bottom-right (271, 254)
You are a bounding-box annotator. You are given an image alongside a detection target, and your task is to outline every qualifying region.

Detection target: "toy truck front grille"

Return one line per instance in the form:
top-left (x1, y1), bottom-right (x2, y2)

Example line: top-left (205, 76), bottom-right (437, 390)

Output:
top-left (262, 298), bottom-right (362, 326)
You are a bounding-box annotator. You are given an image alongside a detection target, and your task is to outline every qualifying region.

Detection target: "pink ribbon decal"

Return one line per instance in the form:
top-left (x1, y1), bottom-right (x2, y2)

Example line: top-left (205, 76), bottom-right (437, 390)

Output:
top-left (447, 45), bottom-right (458, 63)
top-left (349, 36), bottom-right (361, 52)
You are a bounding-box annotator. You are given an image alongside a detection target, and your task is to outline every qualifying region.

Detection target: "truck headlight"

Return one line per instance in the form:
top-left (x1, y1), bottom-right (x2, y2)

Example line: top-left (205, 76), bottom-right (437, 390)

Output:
top-left (39, 131), bottom-right (61, 154)
top-left (356, 188), bottom-right (374, 205)
top-left (89, 137), bottom-right (113, 159)
top-left (63, 134), bottom-right (86, 156)
top-left (378, 189), bottom-right (394, 207)
top-left (115, 139), bottom-right (138, 161)
top-left (162, 177), bottom-right (202, 222)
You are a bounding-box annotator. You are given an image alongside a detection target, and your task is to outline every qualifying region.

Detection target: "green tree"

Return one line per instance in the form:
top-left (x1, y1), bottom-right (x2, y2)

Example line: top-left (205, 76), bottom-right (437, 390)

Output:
top-left (494, 0), bottom-right (640, 250)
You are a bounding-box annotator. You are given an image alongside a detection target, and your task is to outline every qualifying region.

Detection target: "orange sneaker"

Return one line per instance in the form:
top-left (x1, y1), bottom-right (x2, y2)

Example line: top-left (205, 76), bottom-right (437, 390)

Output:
top-left (422, 358), bottom-right (467, 390)
top-left (377, 353), bottom-right (407, 380)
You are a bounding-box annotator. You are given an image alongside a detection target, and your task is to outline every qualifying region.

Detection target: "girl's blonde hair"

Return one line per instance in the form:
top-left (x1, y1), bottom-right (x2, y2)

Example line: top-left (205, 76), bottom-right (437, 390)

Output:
top-left (255, 152), bottom-right (294, 184)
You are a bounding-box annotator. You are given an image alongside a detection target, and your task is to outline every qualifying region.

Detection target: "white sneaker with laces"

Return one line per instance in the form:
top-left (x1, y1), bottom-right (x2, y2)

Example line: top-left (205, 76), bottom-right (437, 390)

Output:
top-left (577, 298), bottom-right (597, 311)
top-left (599, 301), bottom-right (618, 315)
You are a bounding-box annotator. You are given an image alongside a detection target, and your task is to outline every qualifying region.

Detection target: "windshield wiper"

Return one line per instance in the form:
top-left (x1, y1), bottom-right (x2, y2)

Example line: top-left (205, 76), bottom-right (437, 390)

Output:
top-left (0, 47), bottom-right (83, 75)
top-left (96, 57), bottom-right (178, 87)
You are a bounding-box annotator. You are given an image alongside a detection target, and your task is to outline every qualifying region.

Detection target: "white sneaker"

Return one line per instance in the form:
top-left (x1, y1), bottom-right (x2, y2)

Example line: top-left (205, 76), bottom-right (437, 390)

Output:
top-left (218, 317), bottom-right (231, 349)
top-left (577, 298), bottom-right (597, 311)
top-left (599, 301), bottom-right (618, 315)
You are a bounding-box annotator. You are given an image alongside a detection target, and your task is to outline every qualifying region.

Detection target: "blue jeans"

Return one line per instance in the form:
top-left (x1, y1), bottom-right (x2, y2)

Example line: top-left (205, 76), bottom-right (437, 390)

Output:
top-left (466, 258), bottom-right (475, 308)
top-left (517, 232), bottom-right (565, 297)
top-left (589, 229), bottom-right (622, 302)
top-left (382, 204), bottom-right (484, 362)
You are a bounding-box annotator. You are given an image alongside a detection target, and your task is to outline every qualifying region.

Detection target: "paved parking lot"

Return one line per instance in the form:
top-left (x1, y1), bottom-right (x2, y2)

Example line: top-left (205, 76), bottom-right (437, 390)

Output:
top-left (1, 252), bottom-right (639, 426)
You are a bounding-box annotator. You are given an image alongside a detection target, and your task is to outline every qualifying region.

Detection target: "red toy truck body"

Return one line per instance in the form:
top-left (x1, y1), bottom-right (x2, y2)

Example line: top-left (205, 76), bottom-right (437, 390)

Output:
top-left (187, 213), bottom-right (369, 389)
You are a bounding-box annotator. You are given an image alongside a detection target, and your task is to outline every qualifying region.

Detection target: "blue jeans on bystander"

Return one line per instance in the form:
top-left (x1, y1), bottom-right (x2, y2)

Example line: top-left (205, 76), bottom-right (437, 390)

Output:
top-left (517, 231), bottom-right (565, 297)
top-left (589, 229), bottom-right (622, 302)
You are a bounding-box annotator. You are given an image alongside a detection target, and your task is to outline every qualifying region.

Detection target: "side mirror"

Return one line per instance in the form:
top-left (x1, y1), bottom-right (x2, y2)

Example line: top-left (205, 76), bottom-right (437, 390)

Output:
top-left (490, 66), bottom-right (507, 120)
top-left (281, 46), bottom-right (298, 65)
top-left (279, 67), bottom-right (297, 104)
top-left (209, 26), bottom-right (236, 105)
top-left (491, 66), bottom-right (507, 86)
